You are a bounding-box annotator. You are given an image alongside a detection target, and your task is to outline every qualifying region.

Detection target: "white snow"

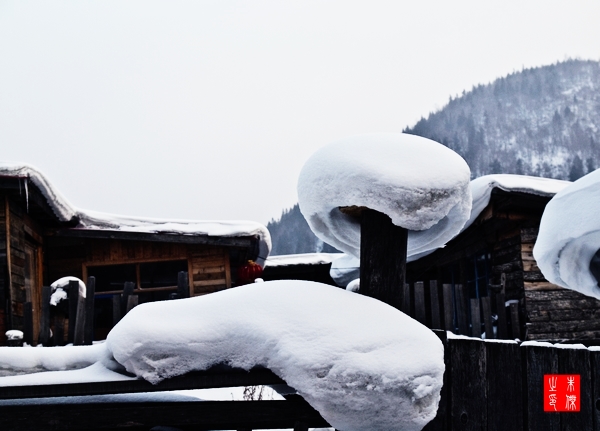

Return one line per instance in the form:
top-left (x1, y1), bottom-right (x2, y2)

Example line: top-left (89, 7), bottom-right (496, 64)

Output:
top-left (50, 276), bottom-right (86, 305)
top-left (345, 279), bottom-right (360, 292)
top-left (5, 330), bottom-right (23, 341)
top-left (297, 133), bottom-right (472, 259)
top-left (534, 169), bottom-right (600, 299)
top-left (264, 253), bottom-right (344, 268)
top-left (329, 254), bottom-right (360, 286)
top-left (0, 163), bottom-right (272, 266)
top-left (106, 280), bottom-right (445, 431)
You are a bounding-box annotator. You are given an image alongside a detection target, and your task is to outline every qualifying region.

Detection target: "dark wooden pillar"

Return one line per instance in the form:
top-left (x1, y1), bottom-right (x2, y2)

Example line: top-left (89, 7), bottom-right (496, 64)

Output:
top-left (84, 277), bottom-right (96, 345)
top-left (38, 286), bottom-right (51, 346)
top-left (359, 208), bottom-right (407, 310)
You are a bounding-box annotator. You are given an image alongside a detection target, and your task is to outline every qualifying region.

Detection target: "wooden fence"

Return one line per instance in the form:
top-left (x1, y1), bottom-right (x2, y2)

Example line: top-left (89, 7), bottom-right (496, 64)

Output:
top-left (403, 280), bottom-right (522, 340)
top-left (424, 330), bottom-right (599, 431)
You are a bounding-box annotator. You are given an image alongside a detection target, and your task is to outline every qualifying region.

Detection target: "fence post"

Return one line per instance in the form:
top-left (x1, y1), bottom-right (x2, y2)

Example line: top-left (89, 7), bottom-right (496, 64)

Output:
top-left (23, 302), bottom-right (33, 345)
top-left (486, 340), bottom-right (523, 431)
top-left (422, 329), bottom-right (448, 431)
top-left (73, 286), bottom-right (86, 346)
top-left (481, 296), bottom-right (494, 339)
top-left (558, 346), bottom-right (592, 430)
top-left (442, 284), bottom-right (454, 332)
top-left (495, 293), bottom-right (508, 339)
top-left (112, 295), bottom-right (122, 326)
top-left (590, 349), bottom-right (600, 431)
top-left (68, 280), bottom-right (79, 344)
top-left (470, 298), bottom-right (481, 338)
top-left (38, 286), bottom-right (51, 346)
top-left (455, 284), bottom-right (469, 335)
top-left (429, 280), bottom-right (442, 330)
top-left (177, 271), bottom-right (189, 299)
top-left (523, 343), bottom-right (559, 431)
top-left (449, 337), bottom-right (486, 430)
top-left (126, 295), bottom-right (139, 314)
top-left (402, 283), bottom-right (412, 317)
top-left (84, 276), bottom-right (96, 345)
top-left (414, 281), bottom-right (427, 325)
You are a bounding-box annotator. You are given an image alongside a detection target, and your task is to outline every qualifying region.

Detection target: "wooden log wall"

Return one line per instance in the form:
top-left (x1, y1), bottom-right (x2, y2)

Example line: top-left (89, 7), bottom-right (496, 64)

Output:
top-left (522, 227), bottom-right (600, 341)
top-left (45, 237), bottom-right (232, 296)
top-left (0, 195), bottom-right (44, 343)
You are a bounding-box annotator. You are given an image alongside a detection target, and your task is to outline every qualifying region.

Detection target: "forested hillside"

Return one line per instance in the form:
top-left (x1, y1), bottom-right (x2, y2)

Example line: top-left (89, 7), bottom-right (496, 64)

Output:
top-left (269, 59), bottom-right (600, 255)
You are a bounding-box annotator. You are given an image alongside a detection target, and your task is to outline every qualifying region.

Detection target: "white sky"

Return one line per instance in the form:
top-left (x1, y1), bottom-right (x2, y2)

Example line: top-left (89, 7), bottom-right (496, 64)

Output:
top-left (1, 1), bottom-right (599, 225)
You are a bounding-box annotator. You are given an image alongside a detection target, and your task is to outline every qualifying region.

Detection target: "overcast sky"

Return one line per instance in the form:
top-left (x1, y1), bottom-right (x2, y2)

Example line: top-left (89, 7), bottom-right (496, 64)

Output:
top-left (1, 1), bottom-right (599, 225)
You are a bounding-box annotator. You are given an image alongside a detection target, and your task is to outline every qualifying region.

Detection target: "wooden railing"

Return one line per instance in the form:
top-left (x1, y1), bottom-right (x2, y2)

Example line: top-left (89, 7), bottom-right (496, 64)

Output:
top-left (0, 366), bottom-right (330, 431)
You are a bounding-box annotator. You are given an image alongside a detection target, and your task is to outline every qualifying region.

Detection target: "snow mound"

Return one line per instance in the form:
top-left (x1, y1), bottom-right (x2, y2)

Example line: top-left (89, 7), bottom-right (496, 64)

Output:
top-left (106, 280), bottom-right (444, 431)
top-left (534, 169), bottom-right (600, 299)
top-left (329, 254), bottom-right (360, 286)
top-left (297, 133), bottom-right (471, 258)
top-left (50, 276), bottom-right (87, 305)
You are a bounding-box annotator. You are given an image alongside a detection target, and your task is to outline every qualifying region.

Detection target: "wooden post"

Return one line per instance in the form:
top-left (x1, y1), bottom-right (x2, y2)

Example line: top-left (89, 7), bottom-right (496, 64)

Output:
top-left (429, 280), bottom-right (442, 329)
top-left (38, 286), bottom-right (51, 346)
top-left (402, 283), bottom-right (412, 317)
top-left (23, 302), bottom-right (33, 345)
top-left (121, 282), bottom-right (135, 317)
top-left (558, 346), bottom-right (592, 430)
top-left (442, 283), bottom-right (454, 332)
top-left (481, 296), bottom-right (494, 339)
top-left (470, 298), bottom-right (481, 338)
top-left (495, 292), bottom-right (508, 339)
top-left (84, 277), bottom-right (96, 345)
top-left (414, 281), bottom-right (426, 325)
top-left (486, 341), bottom-right (523, 431)
top-left (126, 295), bottom-right (139, 314)
top-left (73, 288), bottom-right (86, 346)
top-left (449, 338), bottom-right (487, 430)
top-left (509, 302), bottom-right (521, 339)
top-left (454, 284), bottom-right (469, 335)
top-left (112, 295), bottom-right (122, 326)
top-left (177, 271), bottom-right (189, 299)
top-left (359, 209), bottom-right (407, 310)
top-left (54, 314), bottom-right (65, 346)
top-left (68, 280), bottom-right (79, 344)
top-left (422, 329), bottom-right (448, 431)
top-left (524, 343), bottom-right (559, 431)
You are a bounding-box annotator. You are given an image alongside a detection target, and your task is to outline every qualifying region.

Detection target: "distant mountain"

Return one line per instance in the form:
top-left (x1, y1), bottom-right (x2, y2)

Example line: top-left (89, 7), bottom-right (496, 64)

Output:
top-left (404, 59), bottom-right (600, 180)
top-left (269, 59), bottom-right (600, 255)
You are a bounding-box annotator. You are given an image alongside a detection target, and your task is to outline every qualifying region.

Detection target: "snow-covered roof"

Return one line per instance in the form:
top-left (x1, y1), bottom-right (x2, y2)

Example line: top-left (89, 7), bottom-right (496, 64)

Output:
top-left (534, 169), bottom-right (600, 299)
top-left (408, 174), bottom-right (570, 262)
top-left (0, 163), bottom-right (271, 264)
top-left (264, 252), bottom-right (343, 268)
top-left (298, 133), bottom-right (472, 259)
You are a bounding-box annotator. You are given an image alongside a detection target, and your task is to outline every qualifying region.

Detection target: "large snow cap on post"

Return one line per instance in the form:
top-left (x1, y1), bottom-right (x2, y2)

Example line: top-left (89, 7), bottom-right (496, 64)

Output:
top-left (297, 133), bottom-right (472, 258)
top-left (106, 280), bottom-right (444, 431)
top-left (534, 169), bottom-right (600, 299)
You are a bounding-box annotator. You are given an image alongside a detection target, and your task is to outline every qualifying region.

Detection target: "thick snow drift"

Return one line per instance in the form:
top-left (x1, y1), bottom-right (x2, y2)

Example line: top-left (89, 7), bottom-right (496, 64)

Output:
top-left (297, 133), bottom-right (471, 258)
top-left (534, 169), bottom-right (600, 299)
top-left (107, 280), bottom-right (444, 431)
top-left (50, 276), bottom-right (86, 306)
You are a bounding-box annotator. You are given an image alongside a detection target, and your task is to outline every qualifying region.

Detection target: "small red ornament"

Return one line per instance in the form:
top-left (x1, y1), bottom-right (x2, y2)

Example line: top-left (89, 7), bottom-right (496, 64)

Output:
top-left (237, 260), bottom-right (263, 285)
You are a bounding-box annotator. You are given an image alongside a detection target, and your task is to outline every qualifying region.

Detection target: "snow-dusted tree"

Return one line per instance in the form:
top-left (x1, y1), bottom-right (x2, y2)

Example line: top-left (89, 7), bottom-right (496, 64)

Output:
top-left (297, 133), bottom-right (471, 308)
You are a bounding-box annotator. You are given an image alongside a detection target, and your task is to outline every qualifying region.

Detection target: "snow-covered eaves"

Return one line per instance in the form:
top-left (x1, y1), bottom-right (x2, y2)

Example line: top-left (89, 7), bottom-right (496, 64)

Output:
top-left (264, 253), bottom-right (344, 268)
top-left (409, 174), bottom-right (570, 263)
top-left (0, 163), bottom-right (271, 263)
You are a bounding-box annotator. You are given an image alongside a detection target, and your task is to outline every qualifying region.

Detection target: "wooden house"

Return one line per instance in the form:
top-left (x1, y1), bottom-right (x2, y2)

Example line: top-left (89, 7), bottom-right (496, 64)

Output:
top-left (0, 165), bottom-right (270, 344)
top-left (406, 174), bottom-right (600, 343)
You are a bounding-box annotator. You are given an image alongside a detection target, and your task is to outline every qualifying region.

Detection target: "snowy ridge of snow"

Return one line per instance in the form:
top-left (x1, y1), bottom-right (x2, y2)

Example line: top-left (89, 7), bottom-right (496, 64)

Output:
top-left (78, 210), bottom-right (271, 266)
top-left (264, 253), bottom-right (343, 268)
top-left (0, 163), bottom-right (271, 265)
top-left (106, 280), bottom-right (445, 431)
top-left (297, 133), bottom-right (472, 259)
top-left (534, 169), bottom-right (600, 299)
top-left (0, 163), bottom-right (77, 222)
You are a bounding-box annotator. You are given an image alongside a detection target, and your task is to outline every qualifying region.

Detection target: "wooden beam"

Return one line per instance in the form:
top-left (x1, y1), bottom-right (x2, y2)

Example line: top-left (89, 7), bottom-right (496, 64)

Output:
top-left (0, 398), bottom-right (329, 431)
top-left (4, 196), bottom-right (12, 329)
top-left (48, 228), bottom-right (257, 249)
top-left (0, 367), bottom-right (285, 400)
top-left (84, 277), bottom-right (95, 345)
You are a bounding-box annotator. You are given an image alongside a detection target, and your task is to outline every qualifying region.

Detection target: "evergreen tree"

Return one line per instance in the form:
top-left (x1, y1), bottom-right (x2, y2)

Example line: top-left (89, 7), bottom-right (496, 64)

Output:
top-left (569, 155), bottom-right (585, 181)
